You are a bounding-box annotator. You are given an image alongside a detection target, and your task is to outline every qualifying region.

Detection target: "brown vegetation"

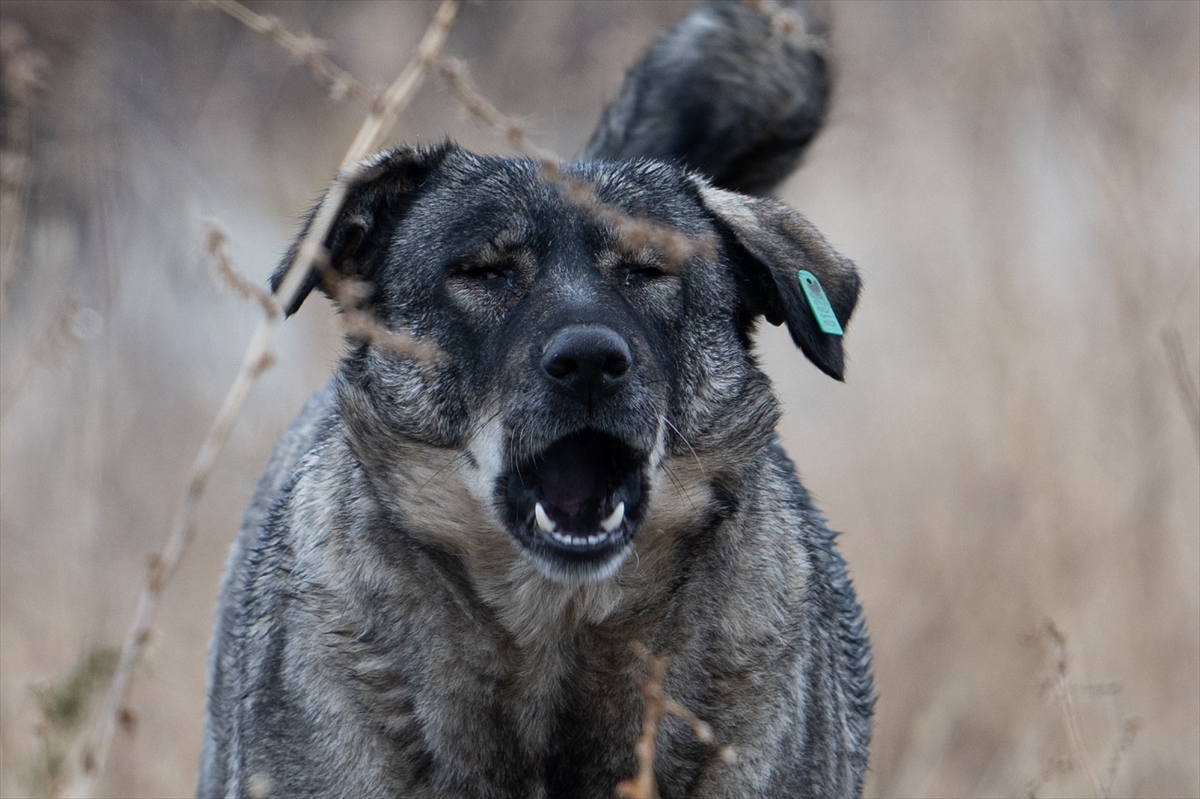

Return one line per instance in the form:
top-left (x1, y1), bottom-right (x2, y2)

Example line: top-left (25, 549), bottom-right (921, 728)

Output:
top-left (0, 2), bottom-right (1195, 797)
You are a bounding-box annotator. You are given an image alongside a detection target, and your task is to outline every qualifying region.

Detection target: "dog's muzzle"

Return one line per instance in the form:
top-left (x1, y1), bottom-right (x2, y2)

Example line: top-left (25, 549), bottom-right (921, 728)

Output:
top-left (499, 324), bottom-right (650, 579)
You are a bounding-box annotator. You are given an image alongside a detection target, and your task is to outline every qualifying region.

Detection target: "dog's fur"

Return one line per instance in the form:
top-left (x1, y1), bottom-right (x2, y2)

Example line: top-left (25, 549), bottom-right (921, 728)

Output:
top-left (198, 2), bottom-right (872, 797)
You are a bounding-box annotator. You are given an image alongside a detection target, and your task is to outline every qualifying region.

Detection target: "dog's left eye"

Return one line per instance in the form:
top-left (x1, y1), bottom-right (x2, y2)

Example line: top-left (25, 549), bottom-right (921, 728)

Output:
top-left (621, 262), bottom-right (667, 284)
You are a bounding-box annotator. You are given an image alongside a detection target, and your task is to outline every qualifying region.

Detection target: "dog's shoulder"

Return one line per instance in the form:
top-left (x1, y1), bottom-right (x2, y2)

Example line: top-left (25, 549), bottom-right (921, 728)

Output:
top-left (246, 381), bottom-right (339, 528)
top-left (200, 381), bottom-right (341, 795)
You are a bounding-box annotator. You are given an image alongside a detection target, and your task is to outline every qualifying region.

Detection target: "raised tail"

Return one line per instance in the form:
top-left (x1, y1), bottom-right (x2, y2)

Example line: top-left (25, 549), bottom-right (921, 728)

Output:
top-left (583, 0), bottom-right (831, 196)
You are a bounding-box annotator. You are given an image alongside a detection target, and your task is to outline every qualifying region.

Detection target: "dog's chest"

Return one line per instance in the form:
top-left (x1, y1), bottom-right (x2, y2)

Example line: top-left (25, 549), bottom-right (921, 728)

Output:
top-left (323, 611), bottom-right (651, 797)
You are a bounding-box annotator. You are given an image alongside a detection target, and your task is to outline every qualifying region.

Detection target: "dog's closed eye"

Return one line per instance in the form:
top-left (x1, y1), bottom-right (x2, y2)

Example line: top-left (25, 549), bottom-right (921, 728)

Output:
top-left (446, 240), bottom-right (531, 289)
top-left (451, 259), bottom-right (518, 285)
top-left (445, 249), bottom-right (533, 321)
top-left (599, 248), bottom-right (673, 288)
top-left (620, 260), bottom-right (669, 285)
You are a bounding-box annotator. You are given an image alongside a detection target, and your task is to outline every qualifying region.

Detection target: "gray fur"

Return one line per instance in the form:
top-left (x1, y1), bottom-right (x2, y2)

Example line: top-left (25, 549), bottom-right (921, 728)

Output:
top-left (199, 2), bottom-right (872, 797)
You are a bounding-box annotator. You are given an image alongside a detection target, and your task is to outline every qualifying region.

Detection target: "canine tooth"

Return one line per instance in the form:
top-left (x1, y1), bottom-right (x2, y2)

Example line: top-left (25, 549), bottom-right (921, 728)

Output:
top-left (535, 502), bottom-right (557, 533)
top-left (600, 502), bottom-right (625, 533)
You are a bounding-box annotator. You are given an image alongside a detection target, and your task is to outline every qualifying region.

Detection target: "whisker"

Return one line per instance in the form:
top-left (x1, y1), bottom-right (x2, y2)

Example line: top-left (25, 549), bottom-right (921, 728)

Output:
top-left (411, 451), bottom-right (470, 499)
top-left (662, 415), bottom-right (706, 479)
top-left (661, 460), bottom-right (701, 516)
top-left (411, 408), bottom-right (503, 499)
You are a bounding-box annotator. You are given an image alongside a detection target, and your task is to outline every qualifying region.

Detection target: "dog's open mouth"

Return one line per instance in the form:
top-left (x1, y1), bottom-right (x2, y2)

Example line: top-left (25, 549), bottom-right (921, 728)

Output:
top-left (504, 430), bottom-right (646, 576)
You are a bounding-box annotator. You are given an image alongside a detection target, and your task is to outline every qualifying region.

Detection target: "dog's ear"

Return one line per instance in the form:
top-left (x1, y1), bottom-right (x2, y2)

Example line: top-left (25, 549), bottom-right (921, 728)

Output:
top-left (270, 144), bottom-right (454, 316)
top-left (695, 181), bottom-right (860, 381)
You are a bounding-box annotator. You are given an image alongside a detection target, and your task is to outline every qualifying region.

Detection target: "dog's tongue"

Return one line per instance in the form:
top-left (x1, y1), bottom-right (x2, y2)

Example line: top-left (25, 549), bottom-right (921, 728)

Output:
top-left (538, 436), bottom-right (606, 519)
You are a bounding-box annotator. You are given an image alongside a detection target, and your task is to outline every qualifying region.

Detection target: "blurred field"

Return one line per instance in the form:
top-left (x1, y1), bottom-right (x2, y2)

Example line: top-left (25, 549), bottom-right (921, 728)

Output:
top-left (0, 1), bottom-right (1196, 797)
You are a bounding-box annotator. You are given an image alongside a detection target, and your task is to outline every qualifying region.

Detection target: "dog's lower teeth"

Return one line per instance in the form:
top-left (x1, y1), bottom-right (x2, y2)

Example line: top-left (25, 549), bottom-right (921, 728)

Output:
top-left (600, 502), bottom-right (625, 533)
top-left (535, 502), bottom-right (557, 533)
top-left (534, 500), bottom-right (625, 546)
top-left (545, 528), bottom-right (612, 547)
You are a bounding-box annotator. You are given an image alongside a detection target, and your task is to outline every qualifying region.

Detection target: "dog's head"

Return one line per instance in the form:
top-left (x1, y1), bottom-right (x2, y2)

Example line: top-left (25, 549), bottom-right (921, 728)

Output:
top-left (275, 144), bottom-right (859, 581)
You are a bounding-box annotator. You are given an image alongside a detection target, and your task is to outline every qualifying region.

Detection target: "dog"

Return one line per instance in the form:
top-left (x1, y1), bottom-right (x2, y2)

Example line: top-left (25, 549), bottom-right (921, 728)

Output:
top-left (198, 2), bottom-right (873, 797)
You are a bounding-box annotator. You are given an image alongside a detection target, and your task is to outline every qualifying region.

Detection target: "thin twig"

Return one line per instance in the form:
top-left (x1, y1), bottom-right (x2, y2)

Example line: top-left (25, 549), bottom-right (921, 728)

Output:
top-left (1102, 717), bottom-right (1141, 798)
top-left (1043, 620), bottom-right (1104, 799)
top-left (438, 56), bottom-right (559, 164)
top-left (617, 646), bottom-right (667, 799)
top-left (615, 643), bottom-right (725, 799)
top-left (437, 56), bottom-right (711, 275)
top-left (205, 0), bottom-right (375, 105)
top-left (1162, 326), bottom-right (1200, 456)
top-left (205, 223), bottom-right (278, 320)
top-left (331, 275), bottom-right (440, 364)
top-left (742, 0), bottom-right (831, 56)
top-left (66, 4), bottom-right (460, 796)
top-left (561, 178), bottom-right (710, 271)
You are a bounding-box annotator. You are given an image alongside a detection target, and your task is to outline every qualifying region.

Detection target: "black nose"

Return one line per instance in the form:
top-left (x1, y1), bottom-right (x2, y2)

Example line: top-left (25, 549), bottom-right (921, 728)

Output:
top-left (541, 325), bottom-right (632, 399)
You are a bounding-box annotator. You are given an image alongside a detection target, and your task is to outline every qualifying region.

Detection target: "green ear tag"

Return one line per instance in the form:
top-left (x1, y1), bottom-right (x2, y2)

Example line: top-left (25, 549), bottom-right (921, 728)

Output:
top-left (797, 270), bottom-right (844, 336)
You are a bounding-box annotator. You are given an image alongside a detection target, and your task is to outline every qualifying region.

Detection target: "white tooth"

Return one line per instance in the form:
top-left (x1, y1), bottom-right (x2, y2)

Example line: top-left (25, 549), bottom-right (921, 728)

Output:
top-left (600, 502), bottom-right (625, 533)
top-left (535, 502), bottom-right (557, 533)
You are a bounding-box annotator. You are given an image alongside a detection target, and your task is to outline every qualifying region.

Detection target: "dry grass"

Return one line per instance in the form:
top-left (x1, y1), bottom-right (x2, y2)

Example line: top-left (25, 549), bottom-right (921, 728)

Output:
top-left (63, 4), bottom-right (460, 795)
top-left (0, 1), bottom-right (1196, 797)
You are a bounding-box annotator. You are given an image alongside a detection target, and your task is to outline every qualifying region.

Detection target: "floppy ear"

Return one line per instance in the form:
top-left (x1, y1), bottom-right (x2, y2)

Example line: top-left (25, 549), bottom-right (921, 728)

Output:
top-left (271, 143), bottom-right (454, 316)
top-left (694, 181), bottom-right (861, 381)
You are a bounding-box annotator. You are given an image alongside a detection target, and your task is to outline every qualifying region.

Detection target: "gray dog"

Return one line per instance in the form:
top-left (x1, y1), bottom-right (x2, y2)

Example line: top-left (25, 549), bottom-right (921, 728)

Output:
top-left (199, 2), bottom-right (873, 797)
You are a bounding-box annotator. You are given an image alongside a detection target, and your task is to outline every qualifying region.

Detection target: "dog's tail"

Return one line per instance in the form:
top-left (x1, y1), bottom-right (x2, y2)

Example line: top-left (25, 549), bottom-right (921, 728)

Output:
top-left (584, 0), bottom-right (831, 197)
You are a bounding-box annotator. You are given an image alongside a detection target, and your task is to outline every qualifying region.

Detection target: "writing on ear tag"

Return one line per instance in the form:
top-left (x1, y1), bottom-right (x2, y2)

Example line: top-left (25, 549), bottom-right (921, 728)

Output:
top-left (797, 270), bottom-right (844, 336)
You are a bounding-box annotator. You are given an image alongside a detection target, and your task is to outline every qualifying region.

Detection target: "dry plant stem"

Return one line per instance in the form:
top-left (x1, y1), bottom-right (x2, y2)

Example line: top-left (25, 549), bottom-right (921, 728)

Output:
top-left (206, 224), bottom-right (278, 320)
top-left (1102, 717), bottom-right (1141, 797)
top-left (67, 4), bottom-right (460, 797)
top-left (437, 56), bottom-right (706, 274)
top-left (1043, 621), bottom-right (1104, 799)
top-left (615, 644), bottom-right (718, 799)
top-left (1162, 326), bottom-right (1200, 455)
top-left (742, 0), bottom-right (829, 55)
top-left (617, 650), bottom-right (668, 799)
top-left (340, 312), bottom-right (439, 362)
top-left (205, 0), bottom-right (374, 105)
top-left (560, 180), bottom-right (709, 271)
top-left (343, 0), bottom-right (460, 171)
top-left (333, 275), bottom-right (440, 364)
top-left (438, 57), bottom-right (560, 164)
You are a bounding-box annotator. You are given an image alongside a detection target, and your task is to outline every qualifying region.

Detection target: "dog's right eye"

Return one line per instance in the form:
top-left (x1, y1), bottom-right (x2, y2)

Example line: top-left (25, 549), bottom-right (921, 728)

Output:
top-left (445, 257), bottom-right (527, 320)
top-left (450, 261), bottom-right (515, 285)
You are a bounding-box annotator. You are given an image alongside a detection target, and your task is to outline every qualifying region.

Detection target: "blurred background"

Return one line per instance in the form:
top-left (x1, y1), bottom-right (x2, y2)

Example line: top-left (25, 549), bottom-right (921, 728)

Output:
top-left (0, 1), bottom-right (1196, 797)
